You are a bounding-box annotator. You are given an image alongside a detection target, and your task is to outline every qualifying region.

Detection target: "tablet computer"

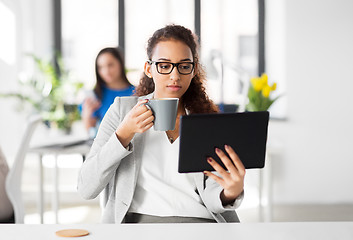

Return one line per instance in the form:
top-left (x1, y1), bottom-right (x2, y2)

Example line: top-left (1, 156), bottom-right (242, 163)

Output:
top-left (178, 111), bottom-right (269, 173)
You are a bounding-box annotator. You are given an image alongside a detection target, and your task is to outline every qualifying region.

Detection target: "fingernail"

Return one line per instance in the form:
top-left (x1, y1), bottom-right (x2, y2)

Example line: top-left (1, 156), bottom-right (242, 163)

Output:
top-left (207, 158), bottom-right (212, 163)
top-left (215, 148), bottom-right (221, 153)
top-left (225, 145), bottom-right (229, 150)
top-left (203, 171), bottom-right (208, 176)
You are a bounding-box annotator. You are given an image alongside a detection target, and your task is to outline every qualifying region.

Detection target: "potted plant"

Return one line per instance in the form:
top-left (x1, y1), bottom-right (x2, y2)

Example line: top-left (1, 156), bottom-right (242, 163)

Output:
top-left (0, 53), bottom-right (84, 134)
top-left (246, 73), bottom-right (280, 112)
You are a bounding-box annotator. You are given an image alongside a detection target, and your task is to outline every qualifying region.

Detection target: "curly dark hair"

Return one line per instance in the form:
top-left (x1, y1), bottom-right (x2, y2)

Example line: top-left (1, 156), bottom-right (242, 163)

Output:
top-left (134, 24), bottom-right (218, 114)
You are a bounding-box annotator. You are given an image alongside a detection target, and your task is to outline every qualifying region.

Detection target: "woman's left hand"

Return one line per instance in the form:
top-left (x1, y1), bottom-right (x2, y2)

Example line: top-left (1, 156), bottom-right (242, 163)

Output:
top-left (204, 145), bottom-right (246, 206)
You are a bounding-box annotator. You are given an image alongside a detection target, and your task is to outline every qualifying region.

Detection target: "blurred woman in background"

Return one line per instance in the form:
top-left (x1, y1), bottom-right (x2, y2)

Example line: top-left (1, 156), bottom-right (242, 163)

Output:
top-left (81, 47), bottom-right (135, 137)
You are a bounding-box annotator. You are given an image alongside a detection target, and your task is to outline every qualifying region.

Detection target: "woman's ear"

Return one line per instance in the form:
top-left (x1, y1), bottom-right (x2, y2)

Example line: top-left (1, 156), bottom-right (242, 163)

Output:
top-left (144, 61), bottom-right (152, 78)
top-left (192, 64), bottom-right (197, 78)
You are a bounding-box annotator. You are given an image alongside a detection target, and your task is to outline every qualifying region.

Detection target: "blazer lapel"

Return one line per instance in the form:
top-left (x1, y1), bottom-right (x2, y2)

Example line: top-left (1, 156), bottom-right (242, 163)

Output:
top-left (193, 173), bottom-right (206, 192)
top-left (138, 92), bottom-right (154, 101)
top-left (133, 92), bottom-right (153, 184)
top-left (131, 132), bottom-right (145, 187)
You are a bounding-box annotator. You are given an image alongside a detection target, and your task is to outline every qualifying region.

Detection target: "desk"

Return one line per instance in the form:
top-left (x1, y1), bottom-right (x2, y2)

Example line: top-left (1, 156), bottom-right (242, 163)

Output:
top-left (29, 141), bottom-right (91, 224)
top-left (1, 222), bottom-right (353, 240)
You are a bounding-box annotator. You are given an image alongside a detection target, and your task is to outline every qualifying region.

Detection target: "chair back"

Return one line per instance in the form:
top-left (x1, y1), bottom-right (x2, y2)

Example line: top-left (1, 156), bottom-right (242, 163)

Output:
top-left (5, 115), bottom-right (42, 223)
top-left (0, 146), bottom-right (14, 222)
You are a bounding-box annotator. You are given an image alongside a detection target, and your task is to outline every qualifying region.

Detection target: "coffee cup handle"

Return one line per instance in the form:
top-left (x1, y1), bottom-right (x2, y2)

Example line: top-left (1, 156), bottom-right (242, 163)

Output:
top-left (141, 101), bottom-right (152, 110)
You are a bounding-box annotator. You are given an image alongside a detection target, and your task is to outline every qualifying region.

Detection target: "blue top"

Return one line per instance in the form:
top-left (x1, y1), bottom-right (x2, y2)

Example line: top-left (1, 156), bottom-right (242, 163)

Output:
top-left (93, 85), bottom-right (135, 122)
top-left (80, 85), bottom-right (135, 123)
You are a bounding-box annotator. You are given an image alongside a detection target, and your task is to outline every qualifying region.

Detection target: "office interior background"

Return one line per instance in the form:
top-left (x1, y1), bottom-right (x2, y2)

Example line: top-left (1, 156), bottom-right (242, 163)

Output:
top-left (1, 0), bottom-right (353, 223)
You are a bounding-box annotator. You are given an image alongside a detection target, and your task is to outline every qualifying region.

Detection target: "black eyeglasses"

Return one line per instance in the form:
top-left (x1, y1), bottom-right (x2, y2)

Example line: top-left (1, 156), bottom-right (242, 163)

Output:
top-left (148, 60), bottom-right (195, 75)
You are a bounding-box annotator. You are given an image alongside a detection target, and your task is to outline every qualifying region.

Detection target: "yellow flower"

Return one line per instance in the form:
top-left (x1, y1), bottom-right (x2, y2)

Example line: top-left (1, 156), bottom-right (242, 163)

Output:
top-left (262, 84), bottom-right (271, 98)
top-left (247, 73), bottom-right (280, 111)
top-left (252, 78), bottom-right (264, 91)
top-left (271, 82), bottom-right (277, 91)
top-left (261, 82), bottom-right (277, 98)
top-left (250, 77), bottom-right (261, 91)
top-left (260, 73), bottom-right (268, 84)
top-left (251, 73), bottom-right (269, 92)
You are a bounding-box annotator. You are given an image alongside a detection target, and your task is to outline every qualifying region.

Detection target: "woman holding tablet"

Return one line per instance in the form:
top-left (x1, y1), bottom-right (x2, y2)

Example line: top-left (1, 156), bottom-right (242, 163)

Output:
top-left (78, 25), bottom-right (246, 223)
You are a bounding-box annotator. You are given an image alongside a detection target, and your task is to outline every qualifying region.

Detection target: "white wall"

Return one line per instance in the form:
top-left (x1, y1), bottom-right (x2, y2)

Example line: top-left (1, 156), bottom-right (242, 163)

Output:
top-left (267, 0), bottom-right (353, 204)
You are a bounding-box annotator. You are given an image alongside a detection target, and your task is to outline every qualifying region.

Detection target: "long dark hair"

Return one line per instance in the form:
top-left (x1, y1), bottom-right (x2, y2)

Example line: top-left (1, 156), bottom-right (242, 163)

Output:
top-left (93, 47), bottom-right (132, 100)
top-left (135, 24), bottom-right (218, 114)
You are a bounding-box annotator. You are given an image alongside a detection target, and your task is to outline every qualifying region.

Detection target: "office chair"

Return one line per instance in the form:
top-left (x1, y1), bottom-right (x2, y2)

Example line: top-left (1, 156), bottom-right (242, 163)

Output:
top-left (0, 146), bottom-right (14, 223)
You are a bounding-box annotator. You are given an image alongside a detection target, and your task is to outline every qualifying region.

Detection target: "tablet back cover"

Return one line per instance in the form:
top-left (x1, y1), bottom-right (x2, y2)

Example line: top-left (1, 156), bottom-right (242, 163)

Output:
top-left (178, 111), bottom-right (269, 173)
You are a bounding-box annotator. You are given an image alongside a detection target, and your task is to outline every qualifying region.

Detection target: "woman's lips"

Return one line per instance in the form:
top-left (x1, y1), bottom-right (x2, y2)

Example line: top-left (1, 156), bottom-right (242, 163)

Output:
top-left (167, 85), bottom-right (182, 91)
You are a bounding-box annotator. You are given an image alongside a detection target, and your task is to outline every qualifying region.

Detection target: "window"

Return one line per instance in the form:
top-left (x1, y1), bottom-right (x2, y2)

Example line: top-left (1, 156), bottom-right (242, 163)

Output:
top-left (201, 0), bottom-right (259, 107)
top-left (60, 0), bottom-right (263, 112)
top-left (125, 0), bottom-right (194, 85)
top-left (61, 0), bottom-right (119, 88)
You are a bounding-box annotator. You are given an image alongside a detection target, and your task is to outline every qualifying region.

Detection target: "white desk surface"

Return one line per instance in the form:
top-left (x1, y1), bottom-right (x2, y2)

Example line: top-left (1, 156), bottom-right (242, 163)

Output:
top-left (28, 144), bottom-right (91, 155)
top-left (1, 222), bottom-right (353, 240)
top-left (29, 136), bottom-right (91, 155)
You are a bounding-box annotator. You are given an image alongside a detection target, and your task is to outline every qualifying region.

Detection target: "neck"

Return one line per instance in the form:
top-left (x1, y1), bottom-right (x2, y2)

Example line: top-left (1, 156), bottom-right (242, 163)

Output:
top-left (177, 100), bottom-right (186, 116)
top-left (166, 100), bottom-right (184, 143)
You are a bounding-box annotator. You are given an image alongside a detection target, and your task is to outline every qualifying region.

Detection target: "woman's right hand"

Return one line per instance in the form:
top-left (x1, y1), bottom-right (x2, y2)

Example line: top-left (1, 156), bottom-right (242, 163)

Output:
top-left (83, 97), bottom-right (101, 115)
top-left (82, 97), bottom-right (101, 130)
top-left (115, 99), bottom-right (154, 148)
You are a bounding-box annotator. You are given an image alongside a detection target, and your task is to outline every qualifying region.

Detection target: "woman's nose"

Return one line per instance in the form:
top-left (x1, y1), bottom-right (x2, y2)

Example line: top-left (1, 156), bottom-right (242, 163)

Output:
top-left (170, 66), bottom-right (180, 81)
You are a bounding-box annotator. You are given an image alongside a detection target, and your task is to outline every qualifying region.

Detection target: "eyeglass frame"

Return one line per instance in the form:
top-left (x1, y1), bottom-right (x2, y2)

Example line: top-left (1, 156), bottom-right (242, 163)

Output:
top-left (147, 60), bottom-right (195, 75)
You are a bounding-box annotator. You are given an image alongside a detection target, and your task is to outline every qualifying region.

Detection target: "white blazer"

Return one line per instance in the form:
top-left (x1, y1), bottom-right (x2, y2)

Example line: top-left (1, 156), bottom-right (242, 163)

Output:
top-left (77, 93), bottom-right (243, 223)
